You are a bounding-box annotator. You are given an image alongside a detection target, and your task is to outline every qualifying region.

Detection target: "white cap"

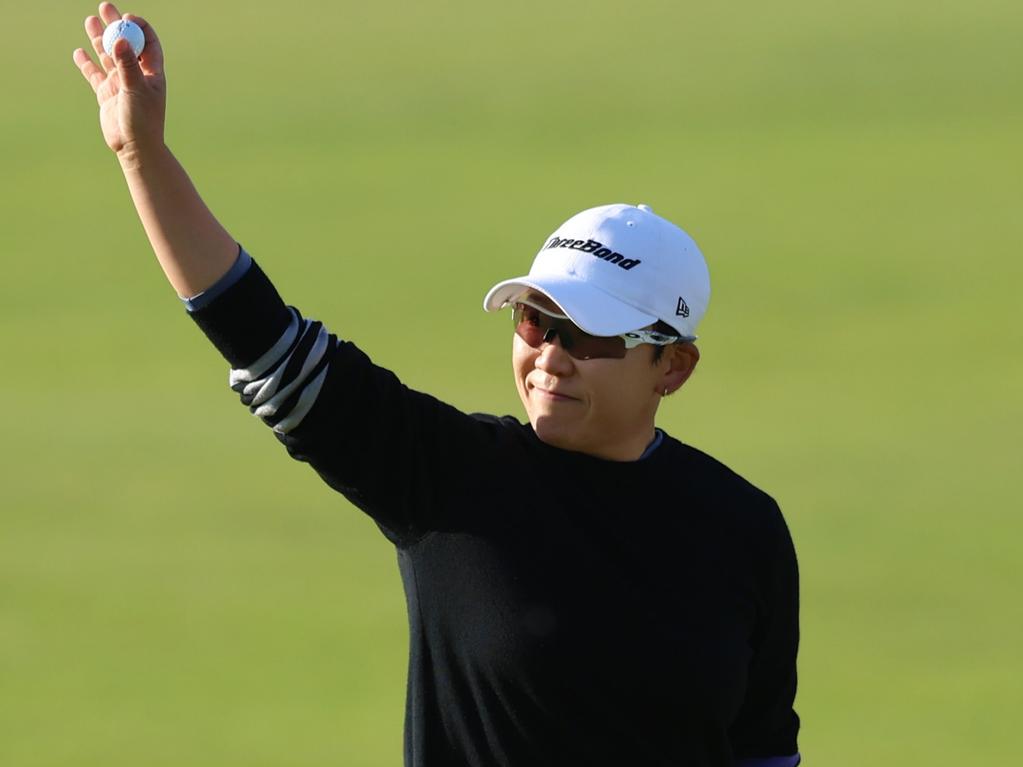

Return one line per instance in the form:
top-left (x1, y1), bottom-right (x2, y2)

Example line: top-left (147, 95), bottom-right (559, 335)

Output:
top-left (483, 203), bottom-right (710, 339)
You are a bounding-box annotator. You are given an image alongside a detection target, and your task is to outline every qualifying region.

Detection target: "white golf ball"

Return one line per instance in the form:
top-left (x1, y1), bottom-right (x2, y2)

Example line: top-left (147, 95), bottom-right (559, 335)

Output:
top-left (102, 19), bottom-right (145, 57)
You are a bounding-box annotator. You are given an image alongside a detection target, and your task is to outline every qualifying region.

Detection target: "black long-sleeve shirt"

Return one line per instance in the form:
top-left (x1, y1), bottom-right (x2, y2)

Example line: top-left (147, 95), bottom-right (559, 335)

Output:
top-left (188, 253), bottom-right (801, 766)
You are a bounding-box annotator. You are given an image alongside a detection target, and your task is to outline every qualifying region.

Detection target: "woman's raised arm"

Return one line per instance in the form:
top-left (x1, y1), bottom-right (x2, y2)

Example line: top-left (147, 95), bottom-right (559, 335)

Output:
top-left (72, 2), bottom-right (238, 299)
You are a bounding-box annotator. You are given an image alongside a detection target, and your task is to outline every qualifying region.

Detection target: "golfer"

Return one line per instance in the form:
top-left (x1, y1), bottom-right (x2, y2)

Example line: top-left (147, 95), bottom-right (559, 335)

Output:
top-left (74, 5), bottom-right (801, 766)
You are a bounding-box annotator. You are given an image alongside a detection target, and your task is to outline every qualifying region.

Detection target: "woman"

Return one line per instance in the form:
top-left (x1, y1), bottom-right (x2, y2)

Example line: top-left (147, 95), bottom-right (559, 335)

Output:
top-left (73, 5), bottom-right (801, 765)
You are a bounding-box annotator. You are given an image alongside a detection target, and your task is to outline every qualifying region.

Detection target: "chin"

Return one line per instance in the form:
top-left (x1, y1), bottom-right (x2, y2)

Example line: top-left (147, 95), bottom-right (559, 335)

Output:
top-left (530, 412), bottom-right (585, 452)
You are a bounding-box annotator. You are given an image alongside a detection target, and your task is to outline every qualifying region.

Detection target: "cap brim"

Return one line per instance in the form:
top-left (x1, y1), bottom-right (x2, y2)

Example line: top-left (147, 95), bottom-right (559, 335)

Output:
top-left (483, 275), bottom-right (658, 336)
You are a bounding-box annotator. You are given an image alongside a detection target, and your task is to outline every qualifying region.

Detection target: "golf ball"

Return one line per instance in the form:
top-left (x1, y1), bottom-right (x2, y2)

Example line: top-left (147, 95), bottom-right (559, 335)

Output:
top-left (102, 20), bottom-right (145, 57)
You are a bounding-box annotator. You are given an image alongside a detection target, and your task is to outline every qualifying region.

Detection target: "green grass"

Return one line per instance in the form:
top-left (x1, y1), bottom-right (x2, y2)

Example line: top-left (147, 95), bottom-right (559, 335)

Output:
top-left (2, 1), bottom-right (1021, 764)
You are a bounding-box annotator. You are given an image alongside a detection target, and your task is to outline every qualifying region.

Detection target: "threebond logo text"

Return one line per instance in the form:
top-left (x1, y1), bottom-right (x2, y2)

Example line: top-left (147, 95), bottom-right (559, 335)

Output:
top-left (545, 237), bottom-right (641, 270)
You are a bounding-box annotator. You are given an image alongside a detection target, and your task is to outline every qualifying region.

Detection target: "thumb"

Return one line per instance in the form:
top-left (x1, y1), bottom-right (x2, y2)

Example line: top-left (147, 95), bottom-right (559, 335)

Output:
top-left (113, 37), bottom-right (145, 90)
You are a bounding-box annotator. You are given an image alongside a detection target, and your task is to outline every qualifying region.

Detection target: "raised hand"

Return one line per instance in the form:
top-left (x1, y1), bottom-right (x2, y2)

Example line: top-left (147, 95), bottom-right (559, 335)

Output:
top-left (72, 2), bottom-right (166, 156)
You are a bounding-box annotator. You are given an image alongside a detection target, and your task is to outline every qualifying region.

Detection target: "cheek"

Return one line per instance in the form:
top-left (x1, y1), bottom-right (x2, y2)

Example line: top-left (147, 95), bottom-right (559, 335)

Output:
top-left (512, 335), bottom-right (531, 372)
top-left (511, 336), bottom-right (535, 394)
top-left (585, 359), bottom-right (655, 417)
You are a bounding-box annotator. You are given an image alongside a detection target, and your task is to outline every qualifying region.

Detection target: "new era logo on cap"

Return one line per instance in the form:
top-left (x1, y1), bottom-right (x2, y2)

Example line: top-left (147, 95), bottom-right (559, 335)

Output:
top-left (483, 203), bottom-right (710, 340)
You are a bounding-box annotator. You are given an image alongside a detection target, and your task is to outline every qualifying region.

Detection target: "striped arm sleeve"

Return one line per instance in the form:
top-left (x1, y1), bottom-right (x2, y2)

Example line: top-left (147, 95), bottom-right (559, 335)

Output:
top-left (187, 252), bottom-right (494, 541)
top-left (187, 253), bottom-right (334, 434)
top-left (228, 308), bottom-right (333, 434)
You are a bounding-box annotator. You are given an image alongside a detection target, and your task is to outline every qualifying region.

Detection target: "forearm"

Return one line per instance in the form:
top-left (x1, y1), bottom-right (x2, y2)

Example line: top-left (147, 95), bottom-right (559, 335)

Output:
top-left (117, 141), bottom-right (238, 298)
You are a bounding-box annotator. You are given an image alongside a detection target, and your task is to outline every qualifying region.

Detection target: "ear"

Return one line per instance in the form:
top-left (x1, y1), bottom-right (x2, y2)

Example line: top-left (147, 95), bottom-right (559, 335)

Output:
top-left (661, 342), bottom-right (700, 396)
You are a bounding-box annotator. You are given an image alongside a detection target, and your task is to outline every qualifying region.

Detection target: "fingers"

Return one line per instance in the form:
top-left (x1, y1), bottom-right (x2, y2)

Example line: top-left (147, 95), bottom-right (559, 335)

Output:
top-left (84, 15), bottom-right (115, 73)
top-left (99, 2), bottom-right (123, 25)
top-left (123, 14), bottom-right (164, 76)
top-left (72, 47), bottom-right (106, 94)
top-left (78, 5), bottom-right (163, 91)
top-left (111, 37), bottom-right (145, 91)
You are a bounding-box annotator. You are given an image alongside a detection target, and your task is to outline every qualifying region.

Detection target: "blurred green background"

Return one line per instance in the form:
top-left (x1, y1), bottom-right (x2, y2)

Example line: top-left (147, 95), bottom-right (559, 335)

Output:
top-left (2, 0), bottom-right (1021, 764)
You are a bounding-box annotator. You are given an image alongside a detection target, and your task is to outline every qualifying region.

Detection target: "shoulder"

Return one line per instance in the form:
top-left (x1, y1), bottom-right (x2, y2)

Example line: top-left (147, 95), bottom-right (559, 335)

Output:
top-left (469, 412), bottom-right (521, 429)
top-left (659, 435), bottom-right (790, 539)
top-left (469, 413), bottom-right (535, 438)
top-left (465, 413), bottom-right (538, 453)
top-left (662, 437), bottom-right (777, 503)
top-left (660, 438), bottom-right (799, 603)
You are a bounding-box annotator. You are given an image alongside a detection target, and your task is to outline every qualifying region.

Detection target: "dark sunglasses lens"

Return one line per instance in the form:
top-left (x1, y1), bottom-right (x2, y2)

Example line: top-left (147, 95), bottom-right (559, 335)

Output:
top-left (571, 335), bottom-right (627, 360)
top-left (513, 304), bottom-right (548, 347)
top-left (513, 303), bottom-right (627, 360)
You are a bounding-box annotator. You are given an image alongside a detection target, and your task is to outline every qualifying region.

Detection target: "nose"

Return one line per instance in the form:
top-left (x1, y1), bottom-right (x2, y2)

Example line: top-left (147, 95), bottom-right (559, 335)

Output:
top-left (534, 331), bottom-right (575, 376)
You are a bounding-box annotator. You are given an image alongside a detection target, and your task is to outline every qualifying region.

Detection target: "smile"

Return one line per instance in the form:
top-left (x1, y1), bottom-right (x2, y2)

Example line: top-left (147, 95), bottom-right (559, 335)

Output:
top-left (530, 385), bottom-right (579, 402)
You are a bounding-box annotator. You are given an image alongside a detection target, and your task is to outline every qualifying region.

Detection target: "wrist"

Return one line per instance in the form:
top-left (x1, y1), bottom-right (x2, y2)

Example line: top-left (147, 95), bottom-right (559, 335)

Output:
top-left (117, 138), bottom-right (169, 172)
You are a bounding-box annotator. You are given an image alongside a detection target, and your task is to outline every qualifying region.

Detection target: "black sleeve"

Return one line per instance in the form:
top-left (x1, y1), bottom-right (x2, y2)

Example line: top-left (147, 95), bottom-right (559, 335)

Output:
top-left (729, 501), bottom-right (801, 759)
top-left (188, 257), bottom-right (500, 546)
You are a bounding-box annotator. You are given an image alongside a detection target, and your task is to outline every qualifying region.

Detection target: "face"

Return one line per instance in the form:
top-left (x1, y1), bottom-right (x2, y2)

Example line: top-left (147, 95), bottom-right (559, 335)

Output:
top-left (511, 294), bottom-right (698, 461)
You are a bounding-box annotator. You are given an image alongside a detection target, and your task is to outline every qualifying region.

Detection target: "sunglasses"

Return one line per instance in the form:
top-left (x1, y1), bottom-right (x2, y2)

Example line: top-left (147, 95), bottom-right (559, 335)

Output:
top-left (512, 299), bottom-right (682, 360)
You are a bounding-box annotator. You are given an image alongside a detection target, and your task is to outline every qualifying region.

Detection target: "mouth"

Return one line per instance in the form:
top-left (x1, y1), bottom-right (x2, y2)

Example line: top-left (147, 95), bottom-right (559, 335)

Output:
top-left (529, 383), bottom-right (579, 402)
